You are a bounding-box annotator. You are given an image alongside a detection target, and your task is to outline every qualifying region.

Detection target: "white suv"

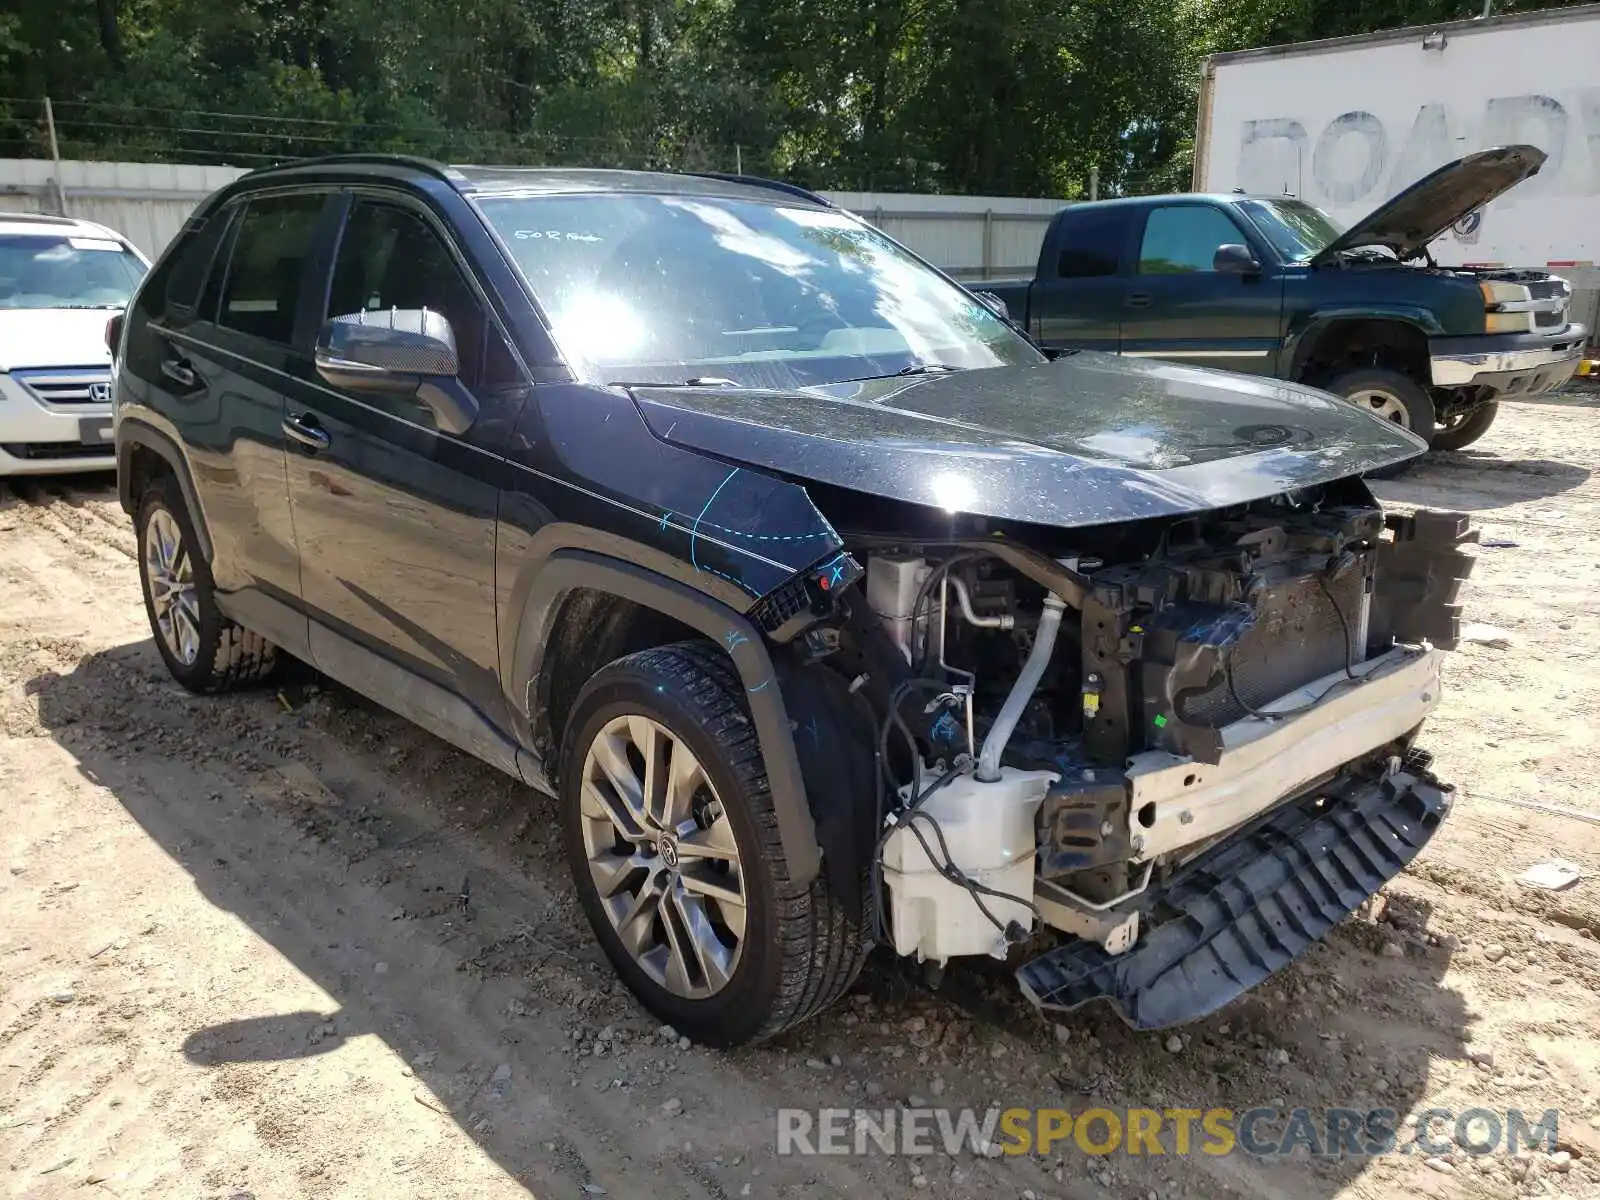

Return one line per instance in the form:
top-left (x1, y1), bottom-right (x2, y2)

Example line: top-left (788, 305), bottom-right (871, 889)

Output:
top-left (0, 212), bottom-right (150, 475)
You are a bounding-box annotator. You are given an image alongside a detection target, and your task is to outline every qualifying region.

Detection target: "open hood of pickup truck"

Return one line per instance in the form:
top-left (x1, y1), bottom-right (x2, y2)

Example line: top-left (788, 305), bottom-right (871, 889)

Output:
top-left (1310, 144), bottom-right (1545, 266)
top-left (629, 354), bottom-right (1425, 529)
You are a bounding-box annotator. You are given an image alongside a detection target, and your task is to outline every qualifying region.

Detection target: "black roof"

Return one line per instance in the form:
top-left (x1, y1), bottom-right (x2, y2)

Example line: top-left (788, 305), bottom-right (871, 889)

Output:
top-left (240, 154), bottom-right (831, 208)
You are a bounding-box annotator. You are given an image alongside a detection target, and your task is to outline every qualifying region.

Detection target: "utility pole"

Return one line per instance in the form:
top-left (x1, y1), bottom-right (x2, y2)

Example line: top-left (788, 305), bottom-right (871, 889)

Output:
top-left (735, 144), bottom-right (743, 174)
top-left (1089, 165), bottom-right (1099, 202)
top-left (43, 97), bottom-right (67, 215)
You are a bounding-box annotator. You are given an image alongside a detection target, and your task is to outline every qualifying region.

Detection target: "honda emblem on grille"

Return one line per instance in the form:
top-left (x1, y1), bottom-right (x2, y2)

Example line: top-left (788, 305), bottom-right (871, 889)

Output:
top-left (89, 382), bottom-right (112, 403)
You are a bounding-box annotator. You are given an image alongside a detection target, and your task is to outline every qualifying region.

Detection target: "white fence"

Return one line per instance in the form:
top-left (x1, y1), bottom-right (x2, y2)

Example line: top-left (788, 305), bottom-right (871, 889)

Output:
top-left (824, 190), bottom-right (1062, 280)
top-left (0, 159), bottom-right (251, 260)
top-left (0, 158), bottom-right (1061, 280)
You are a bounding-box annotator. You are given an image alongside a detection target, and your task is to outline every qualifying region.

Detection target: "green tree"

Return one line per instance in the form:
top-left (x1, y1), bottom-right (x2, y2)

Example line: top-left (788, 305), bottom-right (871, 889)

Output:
top-left (0, 0), bottom-right (1581, 191)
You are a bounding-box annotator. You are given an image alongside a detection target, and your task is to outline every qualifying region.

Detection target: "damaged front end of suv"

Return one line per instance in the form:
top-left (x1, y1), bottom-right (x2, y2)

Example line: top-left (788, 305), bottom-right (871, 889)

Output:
top-left (472, 174), bottom-right (1475, 1040)
top-left (629, 357), bottom-right (1474, 1033)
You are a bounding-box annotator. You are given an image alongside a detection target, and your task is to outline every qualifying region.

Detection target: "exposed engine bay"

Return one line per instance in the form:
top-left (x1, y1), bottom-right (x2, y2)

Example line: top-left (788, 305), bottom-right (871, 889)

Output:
top-left (786, 475), bottom-right (1476, 1027)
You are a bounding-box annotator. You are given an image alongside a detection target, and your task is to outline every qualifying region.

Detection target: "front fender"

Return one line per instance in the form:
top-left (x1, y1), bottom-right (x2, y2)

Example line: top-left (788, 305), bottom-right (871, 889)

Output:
top-left (1284, 306), bottom-right (1444, 379)
top-left (509, 548), bottom-right (822, 887)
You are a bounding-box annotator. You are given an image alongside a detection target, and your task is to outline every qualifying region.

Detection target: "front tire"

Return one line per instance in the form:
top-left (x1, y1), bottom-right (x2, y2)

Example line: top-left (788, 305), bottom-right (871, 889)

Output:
top-left (135, 475), bottom-right (279, 693)
top-left (559, 641), bottom-right (865, 1046)
top-left (1429, 400), bottom-right (1499, 451)
top-left (1322, 366), bottom-right (1437, 439)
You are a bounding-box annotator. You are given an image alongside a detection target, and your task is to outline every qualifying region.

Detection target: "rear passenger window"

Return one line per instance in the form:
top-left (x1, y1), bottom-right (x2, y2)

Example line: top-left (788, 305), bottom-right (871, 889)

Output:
top-left (1054, 210), bottom-right (1129, 278)
top-left (217, 194), bottom-right (326, 344)
top-left (198, 207), bottom-right (241, 323)
top-left (1138, 206), bottom-right (1248, 274)
top-left (162, 214), bottom-right (230, 317)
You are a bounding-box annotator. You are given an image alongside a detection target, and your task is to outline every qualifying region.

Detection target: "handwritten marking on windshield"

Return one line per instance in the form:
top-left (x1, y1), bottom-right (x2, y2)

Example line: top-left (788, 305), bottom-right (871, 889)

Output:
top-left (512, 230), bottom-right (602, 242)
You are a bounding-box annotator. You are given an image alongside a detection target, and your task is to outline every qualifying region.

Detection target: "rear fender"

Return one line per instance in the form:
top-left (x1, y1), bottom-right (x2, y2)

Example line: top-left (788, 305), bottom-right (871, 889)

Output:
top-left (115, 413), bottom-right (213, 563)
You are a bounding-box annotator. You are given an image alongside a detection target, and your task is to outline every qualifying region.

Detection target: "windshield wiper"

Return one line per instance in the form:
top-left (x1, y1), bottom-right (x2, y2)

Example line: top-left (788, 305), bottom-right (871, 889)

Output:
top-left (609, 376), bottom-right (741, 389)
top-left (57, 303), bottom-right (127, 310)
top-left (841, 362), bottom-right (964, 383)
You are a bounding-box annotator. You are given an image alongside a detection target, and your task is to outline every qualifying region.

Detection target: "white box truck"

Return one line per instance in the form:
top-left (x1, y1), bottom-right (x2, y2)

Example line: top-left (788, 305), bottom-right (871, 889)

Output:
top-left (1194, 2), bottom-right (1600, 349)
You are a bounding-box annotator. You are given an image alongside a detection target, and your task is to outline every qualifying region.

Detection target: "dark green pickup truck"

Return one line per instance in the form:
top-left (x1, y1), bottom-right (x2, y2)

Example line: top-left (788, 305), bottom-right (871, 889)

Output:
top-left (982, 145), bottom-right (1586, 451)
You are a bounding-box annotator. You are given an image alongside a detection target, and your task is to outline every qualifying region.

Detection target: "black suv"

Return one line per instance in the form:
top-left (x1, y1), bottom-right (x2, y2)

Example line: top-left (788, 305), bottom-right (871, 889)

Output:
top-left (113, 156), bottom-right (1470, 1045)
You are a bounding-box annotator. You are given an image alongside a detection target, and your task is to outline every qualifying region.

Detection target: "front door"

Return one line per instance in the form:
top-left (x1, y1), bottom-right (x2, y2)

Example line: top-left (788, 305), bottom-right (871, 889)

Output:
top-left (1118, 203), bottom-right (1283, 377)
top-left (282, 192), bottom-right (530, 737)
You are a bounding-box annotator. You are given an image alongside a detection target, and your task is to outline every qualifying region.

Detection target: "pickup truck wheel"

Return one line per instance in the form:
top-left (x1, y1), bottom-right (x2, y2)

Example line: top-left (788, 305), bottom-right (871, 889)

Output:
top-left (1429, 401), bottom-right (1499, 452)
top-left (559, 641), bottom-right (866, 1047)
top-left (135, 476), bottom-right (280, 693)
top-left (1323, 367), bottom-right (1436, 438)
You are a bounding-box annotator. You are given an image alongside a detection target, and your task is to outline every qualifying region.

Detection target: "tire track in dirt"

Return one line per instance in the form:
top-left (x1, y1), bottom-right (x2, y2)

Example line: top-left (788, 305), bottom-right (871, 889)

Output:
top-left (3, 478), bottom-right (134, 565)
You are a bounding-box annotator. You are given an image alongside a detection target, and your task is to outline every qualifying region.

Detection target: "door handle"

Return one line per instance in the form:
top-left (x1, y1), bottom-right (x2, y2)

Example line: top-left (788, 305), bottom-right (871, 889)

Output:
top-left (282, 412), bottom-right (331, 453)
top-left (161, 357), bottom-right (198, 388)
top-left (1125, 293), bottom-right (1152, 308)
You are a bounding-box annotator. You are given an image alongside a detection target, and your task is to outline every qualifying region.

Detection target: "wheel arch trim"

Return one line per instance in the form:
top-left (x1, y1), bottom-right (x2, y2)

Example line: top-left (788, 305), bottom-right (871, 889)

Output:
top-left (116, 416), bottom-right (214, 564)
top-left (1285, 308), bottom-right (1442, 381)
top-left (516, 549), bottom-right (822, 886)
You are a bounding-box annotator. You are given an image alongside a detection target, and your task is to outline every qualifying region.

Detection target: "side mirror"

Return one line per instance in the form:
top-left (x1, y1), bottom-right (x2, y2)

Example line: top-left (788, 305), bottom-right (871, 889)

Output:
top-left (314, 308), bottom-right (479, 435)
top-left (972, 290), bottom-right (1011, 320)
top-left (1213, 244), bottom-right (1261, 275)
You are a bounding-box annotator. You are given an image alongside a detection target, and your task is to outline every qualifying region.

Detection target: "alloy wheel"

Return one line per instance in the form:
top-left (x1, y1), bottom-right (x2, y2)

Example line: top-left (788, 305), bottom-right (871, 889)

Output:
top-left (1347, 387), bottom-right (1411, 428)
top-left (578, 714), bottom-right (747, 999)
top-left (144, 507), bottom-right (201, 666)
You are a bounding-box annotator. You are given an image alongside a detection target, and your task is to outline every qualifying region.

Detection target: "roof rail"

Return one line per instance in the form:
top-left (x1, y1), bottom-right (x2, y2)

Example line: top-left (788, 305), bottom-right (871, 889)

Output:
top-left (683, 172), bottom-right (834, 207)
top-left (244, 153), bottom-right (465, 186)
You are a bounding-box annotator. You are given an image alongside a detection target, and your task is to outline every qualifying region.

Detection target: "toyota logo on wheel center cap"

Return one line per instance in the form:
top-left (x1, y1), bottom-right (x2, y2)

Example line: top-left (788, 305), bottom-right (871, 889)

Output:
top-left (658, 836), bottom-right (680, 870)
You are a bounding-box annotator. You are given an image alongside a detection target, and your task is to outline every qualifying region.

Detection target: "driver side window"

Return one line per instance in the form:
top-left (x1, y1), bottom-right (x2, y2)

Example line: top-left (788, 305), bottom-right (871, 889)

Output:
top-left (1137, 206), bottom-right (1249, 275)
top-left (327, 201), bottom-right (514, 392)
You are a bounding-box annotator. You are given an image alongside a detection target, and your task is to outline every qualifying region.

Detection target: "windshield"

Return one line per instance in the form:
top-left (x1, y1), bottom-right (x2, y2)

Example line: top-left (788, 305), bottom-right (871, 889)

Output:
top-left (479, 193), bottom-right (1042, 387)
top-left (0, 234), bottom-right (147, 309)
top-left (1237, 199), bottom-right (1351, 263)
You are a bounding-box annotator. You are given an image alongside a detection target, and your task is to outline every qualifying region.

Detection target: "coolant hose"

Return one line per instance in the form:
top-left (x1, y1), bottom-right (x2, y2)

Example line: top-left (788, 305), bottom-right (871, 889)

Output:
top-left (976, 593), bottom-right (1068, 782)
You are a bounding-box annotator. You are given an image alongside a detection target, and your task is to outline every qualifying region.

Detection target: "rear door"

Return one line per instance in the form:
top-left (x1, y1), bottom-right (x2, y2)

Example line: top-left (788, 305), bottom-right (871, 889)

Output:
top-left (1026, 207), bottom-right (1133, 354)
top-left (1118, 202), bottom-right (1283, 376)
top-left (282, 190), bottom-right (530, 741)
top-left (148, 190), bottom-right (337, 656)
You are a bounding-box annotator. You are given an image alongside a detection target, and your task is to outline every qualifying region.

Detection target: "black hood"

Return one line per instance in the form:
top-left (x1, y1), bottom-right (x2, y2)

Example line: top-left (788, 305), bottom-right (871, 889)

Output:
top-left (629, 354), bottom-right (1425, 529)
top-left (1311, 144), bottom-right (1546, 265)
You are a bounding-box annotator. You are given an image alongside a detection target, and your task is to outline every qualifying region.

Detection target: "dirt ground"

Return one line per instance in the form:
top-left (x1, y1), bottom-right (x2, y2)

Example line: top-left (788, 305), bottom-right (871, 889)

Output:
top-left (3, 394), bottom-right (1600, 1200)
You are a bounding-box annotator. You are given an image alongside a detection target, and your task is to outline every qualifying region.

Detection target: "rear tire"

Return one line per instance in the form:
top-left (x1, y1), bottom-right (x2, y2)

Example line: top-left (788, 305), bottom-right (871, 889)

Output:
top-left (1429, 400), bottom-right (1499, 452)
top-left (135, 475), bottom-right (279, 693)
top-left (559, 641), bottom-right (865, 1046)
